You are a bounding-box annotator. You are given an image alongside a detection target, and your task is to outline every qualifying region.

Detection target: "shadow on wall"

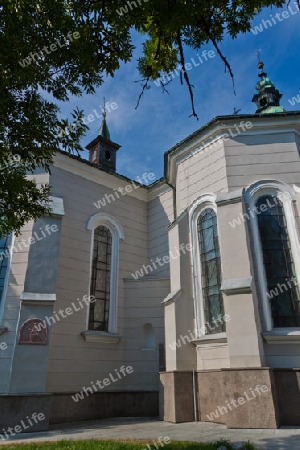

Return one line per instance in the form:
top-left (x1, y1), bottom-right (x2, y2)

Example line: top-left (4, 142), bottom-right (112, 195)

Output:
top-left (141, 323), bottom-right (156, 350)
top-left (274, 369), bottom-right (300, 426)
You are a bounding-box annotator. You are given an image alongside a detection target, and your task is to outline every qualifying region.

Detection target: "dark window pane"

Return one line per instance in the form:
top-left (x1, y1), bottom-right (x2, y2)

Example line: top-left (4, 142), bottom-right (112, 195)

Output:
top-left (197, 209), bottom-right (225, 334)
top-left (0, 236), bottom-right (9, 302)
top-left (89, 226), bottom-right (112, 331)
top-left (256, 195), bottom-right (300, 327)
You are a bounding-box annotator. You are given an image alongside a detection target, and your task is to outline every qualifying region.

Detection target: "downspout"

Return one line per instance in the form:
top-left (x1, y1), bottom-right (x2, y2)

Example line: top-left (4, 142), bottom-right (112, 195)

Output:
top-left (164, 151), bottom-right (177, 221)
top-left (193, 366), bottom-right (198, 421)
top-left (166, 180), bottom-right (177, 221)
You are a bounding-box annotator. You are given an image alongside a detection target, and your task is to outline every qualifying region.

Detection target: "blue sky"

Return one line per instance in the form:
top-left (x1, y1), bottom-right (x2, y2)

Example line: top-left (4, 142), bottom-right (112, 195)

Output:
top-left (59, 3), bottom-right (300, 182)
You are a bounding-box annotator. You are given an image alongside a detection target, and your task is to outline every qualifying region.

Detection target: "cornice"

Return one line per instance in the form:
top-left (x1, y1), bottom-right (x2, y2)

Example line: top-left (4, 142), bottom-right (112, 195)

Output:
top-left (147, 179), bottom-right (172, 202)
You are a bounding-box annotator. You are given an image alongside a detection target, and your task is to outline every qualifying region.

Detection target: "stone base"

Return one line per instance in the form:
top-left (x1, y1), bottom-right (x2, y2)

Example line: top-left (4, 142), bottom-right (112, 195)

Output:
top-left (0, 394), bottom-right (51, 432)
top-left (50, 391), bottom-right (159, 424)
top-left (273, 369), bottom-right (300, 426)
top-left (160, 368), bottom-right (300, 428)
top-left (159, 372), bottom-right (194, 423)
top-left (0, 391), bottom-right (158, 432)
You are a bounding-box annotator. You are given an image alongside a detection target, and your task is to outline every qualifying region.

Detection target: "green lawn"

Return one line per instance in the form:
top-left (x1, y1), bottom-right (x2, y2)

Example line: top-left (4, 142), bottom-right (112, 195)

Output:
top-left (0, 439), bottom-right (257, 450)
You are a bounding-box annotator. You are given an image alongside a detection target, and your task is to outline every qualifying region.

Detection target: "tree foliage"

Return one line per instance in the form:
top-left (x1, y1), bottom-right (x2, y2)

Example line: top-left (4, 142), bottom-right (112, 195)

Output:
top-left (0, 0), bottom-right (289, 235)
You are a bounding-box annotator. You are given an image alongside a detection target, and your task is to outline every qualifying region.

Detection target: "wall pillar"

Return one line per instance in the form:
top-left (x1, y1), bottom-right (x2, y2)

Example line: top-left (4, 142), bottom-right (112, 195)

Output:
top-left (216, 192), bottom-right (265, 368)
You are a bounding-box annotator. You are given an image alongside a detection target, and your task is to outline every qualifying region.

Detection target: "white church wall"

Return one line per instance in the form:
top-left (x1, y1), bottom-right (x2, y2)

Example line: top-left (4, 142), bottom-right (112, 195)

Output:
top-left (225, 131), bottom-right (300, 190)
top-left (196, 344), bottom-right (230, 370)
top-left (147, 186), bottom-right (174, 279)
top-left (176, 140), bottom-right (228, 216)
top-left (0, 171), bottom-right (51, 393)
top-left (216, 192), bottom-right (266, 368)
top-left (123, 278), bottom-right (169, 391)
top-left (0, 225), bottom-right (32, 393)
top-left (45, 160), bottom-right (152, 393)
top-left (165, 120), bottom-right (300, 373)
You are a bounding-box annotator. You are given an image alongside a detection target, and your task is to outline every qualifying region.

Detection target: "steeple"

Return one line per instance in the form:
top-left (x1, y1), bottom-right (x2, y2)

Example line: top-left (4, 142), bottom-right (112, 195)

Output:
top-left (252, 59), bottom-right (285, 114)
top-left (86, 101), bottom-right (120, 173)
top-left (98, 111), bottom-right (111, 141)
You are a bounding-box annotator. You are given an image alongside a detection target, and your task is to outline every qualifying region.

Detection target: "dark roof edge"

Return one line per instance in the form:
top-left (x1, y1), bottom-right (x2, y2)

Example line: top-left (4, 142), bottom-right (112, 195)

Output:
top-left (56, 149), bottom-right (147, 187)
top-left (164, 111), bottom-right (300, 179)
top-left (147, 177), bottom-right (166, 189)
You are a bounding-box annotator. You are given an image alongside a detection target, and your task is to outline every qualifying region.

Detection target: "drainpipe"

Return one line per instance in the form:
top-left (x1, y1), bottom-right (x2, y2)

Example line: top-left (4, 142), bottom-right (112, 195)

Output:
top-left (166, 180), bottom-right (177, 221)
top-left (192, 366), bottom-right (198, 421)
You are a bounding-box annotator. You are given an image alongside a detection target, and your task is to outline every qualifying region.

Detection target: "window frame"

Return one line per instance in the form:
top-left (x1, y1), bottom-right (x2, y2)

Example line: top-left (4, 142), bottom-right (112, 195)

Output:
top-left (0, 234), bottom-right (13, 323)
top-left (189, 194), bottom-right (225, 339)
top-left (86, 213), bottom-right (124, 334)
top-left (245, 180), bottom-right (300, 332)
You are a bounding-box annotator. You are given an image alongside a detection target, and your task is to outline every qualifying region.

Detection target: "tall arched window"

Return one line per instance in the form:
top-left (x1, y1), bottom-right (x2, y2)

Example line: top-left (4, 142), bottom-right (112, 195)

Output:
top-left (0, 235), bottom-right (10, 319)
top-left (87, 213), bottom-right (124, 335)
top-left (256, 195), bottom-right (300, 327)
top-left (197, 208), bottom-right (224, 334)
top-left (89, 225), bottom-right (112, 331)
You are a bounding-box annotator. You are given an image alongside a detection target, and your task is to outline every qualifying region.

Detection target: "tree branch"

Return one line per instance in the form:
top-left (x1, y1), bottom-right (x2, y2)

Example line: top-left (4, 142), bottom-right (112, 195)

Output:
top-left (177, 31), bottom-right (199, 120)
top-left (210, 36), bottom-right (236, 95)
top-left (134, 77), bottom-right (151, 109)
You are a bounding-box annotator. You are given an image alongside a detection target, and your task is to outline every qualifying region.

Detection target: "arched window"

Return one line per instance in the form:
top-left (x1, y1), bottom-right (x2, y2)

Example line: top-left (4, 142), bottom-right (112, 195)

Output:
top-left (0, 236), bottom-right (10, 301)
top-left (87, 213), bottom-right (124, 334)
top-left (89, 225), bottom-right (112, 331)
top-left (197, 208), bottom-right (224, 334)
top-left (256, 195), bottom-right (300, 327)
top-left (0, 235), bottom-right (11, 320)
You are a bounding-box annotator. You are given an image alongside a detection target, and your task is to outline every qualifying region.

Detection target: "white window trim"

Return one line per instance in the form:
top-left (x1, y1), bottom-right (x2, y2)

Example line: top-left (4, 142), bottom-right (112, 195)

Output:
top-left (189, 194), bottom-right (224, 341)
top-left (0, 234), bottom-right (14, 324)
top-left (86, 213), bottom-right (124, 335)
top-left (244, 180), bottom-right (300, 332)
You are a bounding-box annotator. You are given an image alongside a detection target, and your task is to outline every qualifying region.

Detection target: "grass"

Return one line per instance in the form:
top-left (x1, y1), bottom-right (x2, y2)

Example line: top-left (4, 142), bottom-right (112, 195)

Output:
top-left (0, 439), bottom-right (258, 450)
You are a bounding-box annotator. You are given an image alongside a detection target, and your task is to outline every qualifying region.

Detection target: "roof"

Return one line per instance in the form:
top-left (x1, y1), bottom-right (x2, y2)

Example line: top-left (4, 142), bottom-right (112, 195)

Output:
top-left (58, 110), bottom-right (300, 191)
top-left (164, 110), bottom-right (300, 178)
top-left (98, 117), bottom-right (111, 140)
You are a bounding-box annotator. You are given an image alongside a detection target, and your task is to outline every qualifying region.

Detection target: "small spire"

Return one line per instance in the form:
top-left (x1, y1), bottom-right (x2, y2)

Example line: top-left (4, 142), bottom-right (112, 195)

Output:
top-left (98, 97), bottom-right (111, 140)
top-left (256, 47), bottom-right (262, 64)
top-left (251, 57), bottom-right (285, 114)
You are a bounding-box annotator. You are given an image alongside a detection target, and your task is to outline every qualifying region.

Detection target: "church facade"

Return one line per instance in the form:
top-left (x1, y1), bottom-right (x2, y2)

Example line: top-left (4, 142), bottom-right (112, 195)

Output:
top-left (1, 62), bottom-right (300, 431)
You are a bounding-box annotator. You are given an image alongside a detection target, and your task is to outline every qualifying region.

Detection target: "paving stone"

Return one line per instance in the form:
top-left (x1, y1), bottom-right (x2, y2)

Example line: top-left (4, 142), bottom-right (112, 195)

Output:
top-left (0, 418), bottom-right (300, 449)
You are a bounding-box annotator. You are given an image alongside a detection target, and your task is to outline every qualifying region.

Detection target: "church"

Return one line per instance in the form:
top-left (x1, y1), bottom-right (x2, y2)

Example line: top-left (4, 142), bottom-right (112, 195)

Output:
top-left (1, 60), bottom-right (300, 432)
